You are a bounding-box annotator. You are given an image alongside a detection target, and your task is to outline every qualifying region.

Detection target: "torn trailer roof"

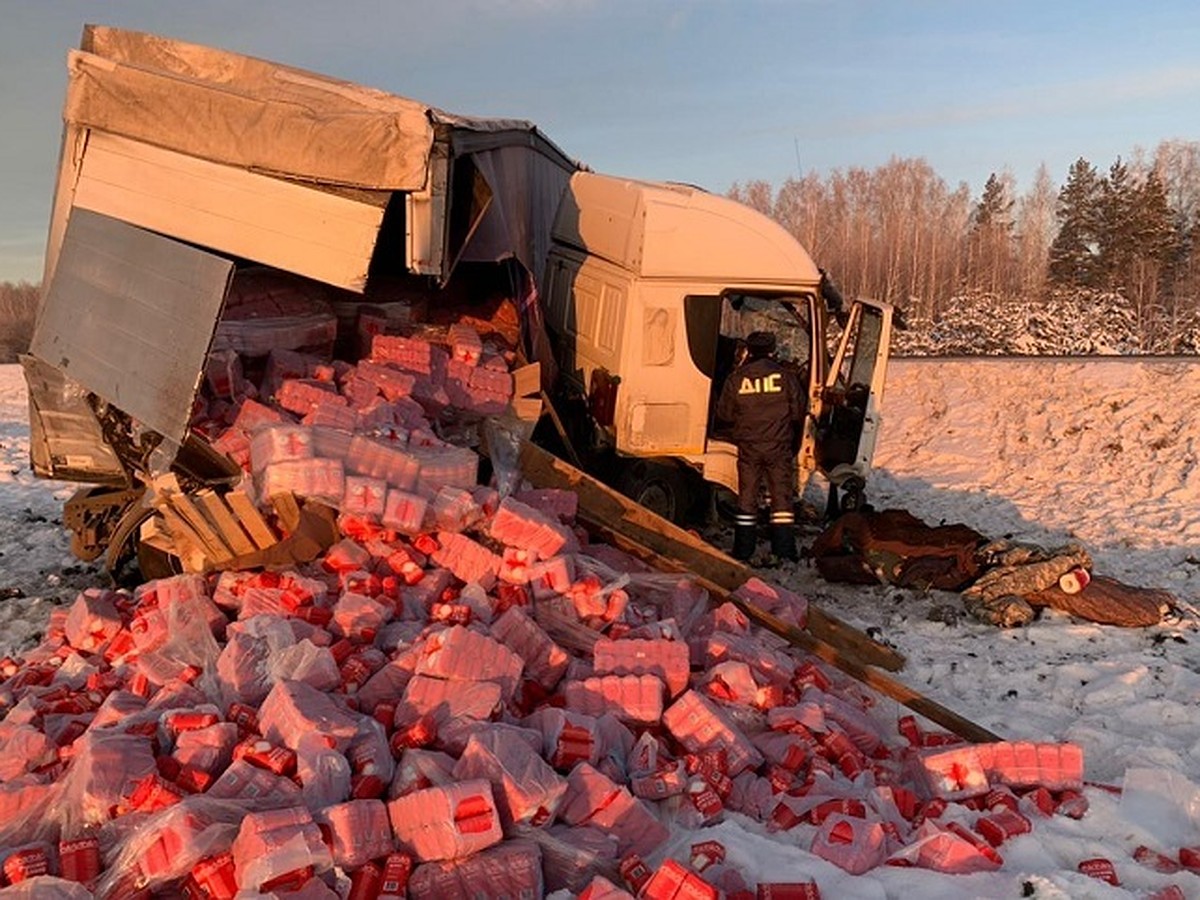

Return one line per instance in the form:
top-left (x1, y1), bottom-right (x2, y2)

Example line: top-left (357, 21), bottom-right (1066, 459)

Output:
top-left (46, 24), bottom-right (580, 293)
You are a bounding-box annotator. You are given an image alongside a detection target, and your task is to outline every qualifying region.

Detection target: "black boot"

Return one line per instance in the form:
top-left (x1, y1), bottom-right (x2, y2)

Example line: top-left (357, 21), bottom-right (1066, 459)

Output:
top-left (769, 524), bottom-right (799, 562)
top-left (731, 520), bottom-right (757, 561)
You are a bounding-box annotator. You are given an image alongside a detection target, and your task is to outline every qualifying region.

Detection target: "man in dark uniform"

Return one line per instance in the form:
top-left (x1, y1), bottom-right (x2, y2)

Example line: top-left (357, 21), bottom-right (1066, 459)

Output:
top-left (715, 330), bottom-right (805, 563)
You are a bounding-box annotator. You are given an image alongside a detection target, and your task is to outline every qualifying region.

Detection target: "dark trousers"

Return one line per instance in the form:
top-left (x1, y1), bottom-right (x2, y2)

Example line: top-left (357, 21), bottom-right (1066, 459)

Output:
top-left (736, 443), bottom-right (794, 519)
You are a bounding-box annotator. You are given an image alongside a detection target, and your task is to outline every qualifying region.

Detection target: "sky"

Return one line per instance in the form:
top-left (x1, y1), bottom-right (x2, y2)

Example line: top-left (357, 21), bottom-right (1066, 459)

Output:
top-left (0, 353), bottom-right (1198, 897)
top-left (1, 0), bottom-right (1199, 284)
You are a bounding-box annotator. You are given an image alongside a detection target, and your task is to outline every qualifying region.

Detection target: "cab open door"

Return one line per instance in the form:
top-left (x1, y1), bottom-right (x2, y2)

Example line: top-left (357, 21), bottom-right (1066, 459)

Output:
top-left (806, 298), bottom-right (893, 513)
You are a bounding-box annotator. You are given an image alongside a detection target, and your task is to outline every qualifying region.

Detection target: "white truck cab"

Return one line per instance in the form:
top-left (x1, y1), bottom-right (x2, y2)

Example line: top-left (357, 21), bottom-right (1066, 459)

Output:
top-left (542, 172), bottom-right (893, 521)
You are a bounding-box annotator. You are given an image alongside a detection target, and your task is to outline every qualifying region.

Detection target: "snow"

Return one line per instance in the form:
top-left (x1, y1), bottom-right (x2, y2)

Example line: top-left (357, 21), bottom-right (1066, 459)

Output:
top-left (0, 358), bottom-right (1198, 898)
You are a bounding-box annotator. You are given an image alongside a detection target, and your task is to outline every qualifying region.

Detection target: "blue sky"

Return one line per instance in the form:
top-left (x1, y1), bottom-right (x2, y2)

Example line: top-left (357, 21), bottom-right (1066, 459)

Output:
top-left (2, 0), bottom-right (1199, 283)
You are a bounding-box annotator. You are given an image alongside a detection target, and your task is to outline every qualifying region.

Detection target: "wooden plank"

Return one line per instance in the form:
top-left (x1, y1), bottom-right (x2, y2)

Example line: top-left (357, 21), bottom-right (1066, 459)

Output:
top-left (512, 362), bottom-right (542, 398)
top-left (158, 507), bottom-right (211, 573)
top-left (585, 516), bottom-right (1001, 744)
top-left (518, 439), bottom-right (906, 673)
top-left (138, 515), bottom-right (176, 553)
top-left (225, 491), bottom-right (279, 550)
top-left (270, 492), bottom-right (304, 534)
top-left (513, 397), bottom-right (543, 423)
top-left (194, 490), bottom-right (258, 557)
top-left (73, 132), bottom-right (385, 292)
top-left (167, 492), bottom-right (234, 564)
top-left (149, 474), bottom-right (226, 561)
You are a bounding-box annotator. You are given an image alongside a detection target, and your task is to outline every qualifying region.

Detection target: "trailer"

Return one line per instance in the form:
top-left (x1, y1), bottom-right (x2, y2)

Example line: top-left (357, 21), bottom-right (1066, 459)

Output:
top-left (25, 25), bottom-right (890, 574)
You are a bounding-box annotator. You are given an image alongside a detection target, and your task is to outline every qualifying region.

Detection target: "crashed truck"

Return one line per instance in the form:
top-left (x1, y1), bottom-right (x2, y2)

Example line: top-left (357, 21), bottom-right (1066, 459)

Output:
top-left (24, 25), bottom-right (893, 576)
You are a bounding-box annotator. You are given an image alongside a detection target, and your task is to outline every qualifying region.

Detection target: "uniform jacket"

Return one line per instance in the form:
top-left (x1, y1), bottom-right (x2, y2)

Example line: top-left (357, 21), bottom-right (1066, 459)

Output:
top-left (715, 355), bottom-right (805, 449)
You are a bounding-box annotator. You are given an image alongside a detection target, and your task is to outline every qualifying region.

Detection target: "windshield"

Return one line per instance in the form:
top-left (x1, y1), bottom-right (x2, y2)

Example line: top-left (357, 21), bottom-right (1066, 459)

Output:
top-left (720, 294), bottom-right (813, 368)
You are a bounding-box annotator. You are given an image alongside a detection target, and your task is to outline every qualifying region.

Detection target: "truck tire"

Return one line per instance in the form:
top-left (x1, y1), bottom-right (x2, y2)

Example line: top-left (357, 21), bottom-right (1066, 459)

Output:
top-left (615, 460), bottom-right (691, 525)
top-left (839, 476), bottom-right (866, 513)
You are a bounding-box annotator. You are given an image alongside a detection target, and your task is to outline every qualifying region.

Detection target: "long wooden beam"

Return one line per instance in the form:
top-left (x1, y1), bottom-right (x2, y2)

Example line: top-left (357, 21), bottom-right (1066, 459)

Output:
top-left (518, 440), bottom-right (1002, 743)
top-left (587, 518), bottom-right (1001, 744)
top-left (518, 440), bottom-right (906, 672)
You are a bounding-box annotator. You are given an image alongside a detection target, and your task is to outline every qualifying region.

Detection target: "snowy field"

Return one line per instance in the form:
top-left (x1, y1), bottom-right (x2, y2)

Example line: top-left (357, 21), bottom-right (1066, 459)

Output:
top-left (0, 358), bottom-right (1199, 898)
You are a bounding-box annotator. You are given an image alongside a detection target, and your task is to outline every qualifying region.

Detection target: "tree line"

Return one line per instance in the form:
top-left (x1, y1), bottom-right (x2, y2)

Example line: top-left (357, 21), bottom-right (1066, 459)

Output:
top-left (729, 139), bottom-right (1200, 354)
top-left (0, 281), bottom-right (38, 364)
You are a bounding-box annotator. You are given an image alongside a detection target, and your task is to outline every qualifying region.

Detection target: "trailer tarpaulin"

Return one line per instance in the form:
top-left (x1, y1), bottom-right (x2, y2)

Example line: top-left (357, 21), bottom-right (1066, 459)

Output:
top-left (459, 144), bottom-right (574, 283)
top-left (67, 25), bottom-right (436, 191)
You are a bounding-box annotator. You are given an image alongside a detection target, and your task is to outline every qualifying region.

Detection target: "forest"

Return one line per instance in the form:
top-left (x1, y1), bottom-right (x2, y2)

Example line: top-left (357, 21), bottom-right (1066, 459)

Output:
top-left (730, 138), bottom-right (1200, 355)
top-left (1, 138), bottom-right (1198, 361)
top-left (0, 280), bottom-right (38, 365)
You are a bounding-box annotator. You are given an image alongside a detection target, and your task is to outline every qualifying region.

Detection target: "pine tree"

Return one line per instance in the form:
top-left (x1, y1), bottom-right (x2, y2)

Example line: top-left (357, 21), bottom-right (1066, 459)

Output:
top-left (1098, 158), bottom-right (1138, 290)
top-left (971, 173), bottom-right (1015, 231)
top-left (1132, 168), bottom-right (1177, 269)
top-left (1127, 168), bottom-right (1178, 344)
top-left (967, 173), bottom-right (1015, 294)
top-left (1048, 158), bottom-right (1103, 287)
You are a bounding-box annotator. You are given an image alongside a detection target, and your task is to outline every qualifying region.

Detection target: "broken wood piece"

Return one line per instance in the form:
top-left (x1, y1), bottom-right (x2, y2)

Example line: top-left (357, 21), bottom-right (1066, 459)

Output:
top-left (512, 362), bottom-right (541, 399)
top-left (224, 490), bottom-right (279, 549)
top-left (512, 396), bottom-right (543, 423)
top-left (157, 506), bottom-right (212, 572)
top-left (270, 491), bottom-right (303, 533)
top-left (177, 544), bottom-right (209, 575)
top-left (139, 514), bottom-right (176, 554)
top-left (166, 490), bottom-right (235, 564)
top-left (510, 363), bottom-right (543, 422)
top-left (148, 472), bottom-right (233, 563)
top-left (194, 489), bottom-right (258, 557)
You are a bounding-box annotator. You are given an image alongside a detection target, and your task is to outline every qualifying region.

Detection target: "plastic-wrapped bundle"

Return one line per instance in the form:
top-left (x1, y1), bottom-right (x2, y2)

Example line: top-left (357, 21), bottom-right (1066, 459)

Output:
top-left (250, 424), bottom-right (314, 467)
top-left (319, 799), bottom-right (394, 868)
top-left (415, 626), bottom-right (523, 701)
top-left (662, 690), bottom-right (764, 777)
top-left (452, 728), bottom-right (569, 828)
top-left (386, 779), bottom-right (503, 862)
top-left (230, 805), bottom-right (333, 891)
top-left (346, 434), bottom-right (420, 490)
top-left (592, 637), bottom-right (690, 699)
top-left (406, 838), bottom-right (543, 900)
top-left (563, 674), bottom-right (665, 727)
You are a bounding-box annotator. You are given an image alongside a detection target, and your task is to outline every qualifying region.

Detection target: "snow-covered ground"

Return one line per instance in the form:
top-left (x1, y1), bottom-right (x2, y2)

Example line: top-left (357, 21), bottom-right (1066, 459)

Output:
top-left (1, 358), bottom-right (1198, 898)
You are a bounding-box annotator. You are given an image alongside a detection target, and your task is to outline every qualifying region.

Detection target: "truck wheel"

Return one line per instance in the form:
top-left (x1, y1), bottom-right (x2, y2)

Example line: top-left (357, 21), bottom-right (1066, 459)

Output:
top-left (838, 476), bottom-right (867, 513)
top-left (712, 487), bottom-right (740, 524)
top-left (616, 460), bottom-right (691, 525)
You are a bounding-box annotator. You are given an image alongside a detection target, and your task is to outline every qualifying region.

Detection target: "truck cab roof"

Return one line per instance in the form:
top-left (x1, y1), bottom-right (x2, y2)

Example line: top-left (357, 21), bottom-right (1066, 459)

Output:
top-left (551, 171), bottom-right (822, 287)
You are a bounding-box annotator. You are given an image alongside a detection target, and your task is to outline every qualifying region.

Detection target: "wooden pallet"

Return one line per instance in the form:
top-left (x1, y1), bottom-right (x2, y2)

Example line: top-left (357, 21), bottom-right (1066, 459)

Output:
top-left (143, 475), bottom-right (320, 573)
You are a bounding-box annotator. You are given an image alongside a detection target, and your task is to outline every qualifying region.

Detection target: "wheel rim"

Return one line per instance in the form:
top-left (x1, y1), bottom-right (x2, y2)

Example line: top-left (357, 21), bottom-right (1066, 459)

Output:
top-left (637, 480), bottom-right (677, 521)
